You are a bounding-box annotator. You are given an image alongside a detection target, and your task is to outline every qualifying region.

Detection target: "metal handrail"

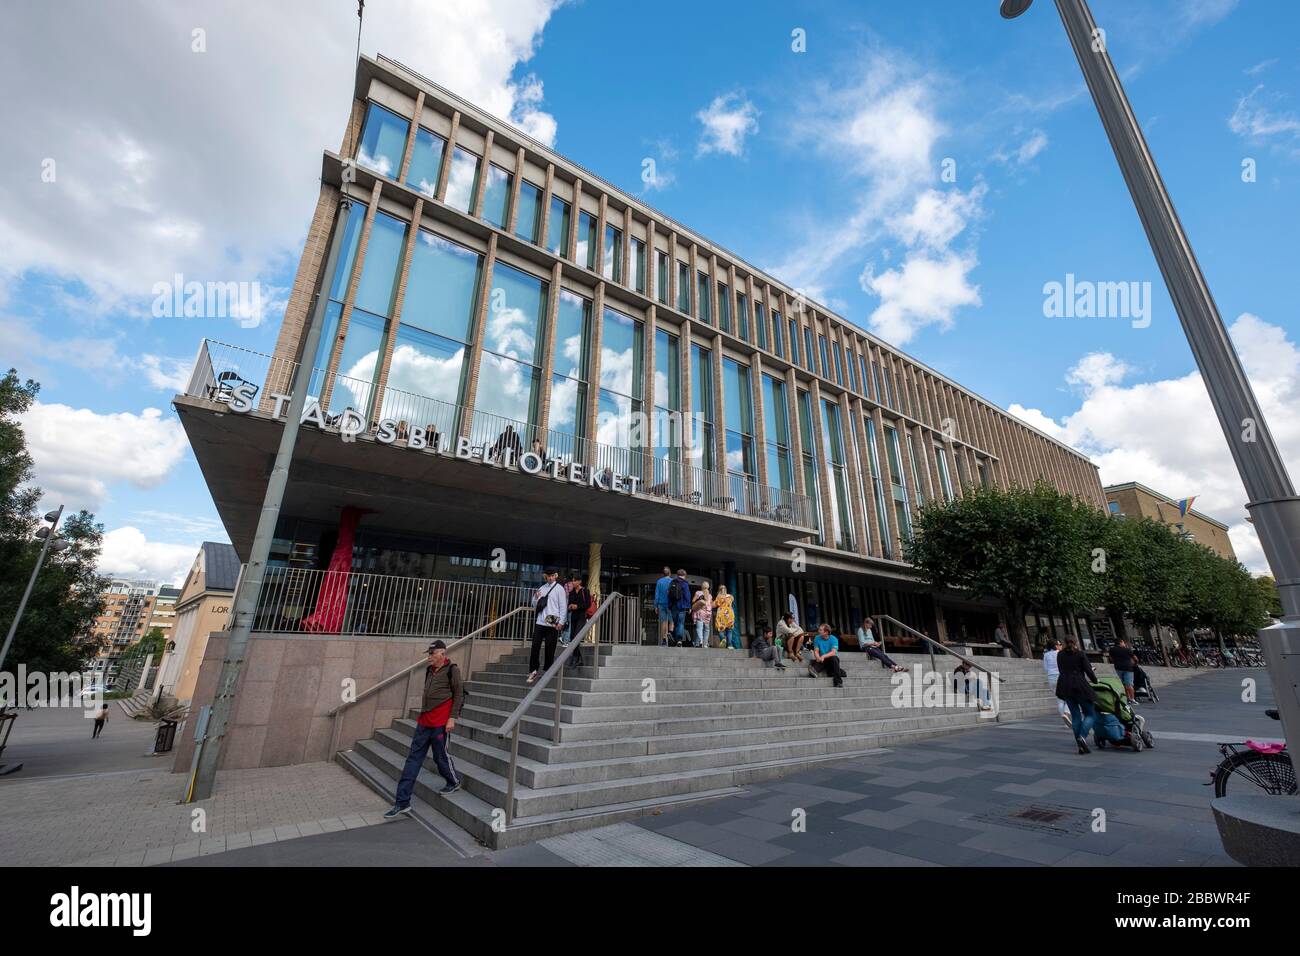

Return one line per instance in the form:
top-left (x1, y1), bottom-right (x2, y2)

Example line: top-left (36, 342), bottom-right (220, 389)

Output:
top-left (495, 592), bottom-right (623, 824)
top-left (873, 613), bottom-right (1006, 683)
top-left (325, 605), bottom-right (531, 757)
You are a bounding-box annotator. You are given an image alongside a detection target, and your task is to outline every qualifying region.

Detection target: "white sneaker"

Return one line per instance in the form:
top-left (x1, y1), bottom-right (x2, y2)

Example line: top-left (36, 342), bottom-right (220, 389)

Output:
top-left (526, 671), bottom-right (539, 684)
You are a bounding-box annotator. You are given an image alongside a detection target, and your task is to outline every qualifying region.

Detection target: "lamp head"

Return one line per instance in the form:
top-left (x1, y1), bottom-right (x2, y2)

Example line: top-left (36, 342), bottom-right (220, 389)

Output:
top-left (1000, 0), bottom-right (1034, 18)
top-left (45, 509), bottom-right (61, 522)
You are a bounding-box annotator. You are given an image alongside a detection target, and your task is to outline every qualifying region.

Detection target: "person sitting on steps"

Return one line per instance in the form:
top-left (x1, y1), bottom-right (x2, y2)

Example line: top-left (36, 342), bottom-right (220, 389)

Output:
top-left (807, 623), bottom-right (845, 688)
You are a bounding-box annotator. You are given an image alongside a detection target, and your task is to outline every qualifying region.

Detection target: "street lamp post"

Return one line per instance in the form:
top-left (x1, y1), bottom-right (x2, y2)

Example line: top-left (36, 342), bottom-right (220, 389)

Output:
top-left (1001, 0), bottom-right (1300, 798)
top-left (0, 505), bottom-right (70, 673)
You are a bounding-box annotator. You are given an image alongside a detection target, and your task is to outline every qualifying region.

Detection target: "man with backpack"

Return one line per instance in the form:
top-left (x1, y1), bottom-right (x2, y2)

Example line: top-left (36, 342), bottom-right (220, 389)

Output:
top-left (527, 568), bottom-right (568, 684)
top-left (566, 571), bottom-right (591, 671)
top-left (384, 640), bottom-right (464, 817)
top-left (654, 566), bottom-right (673, 646)
top-left (668, 569), bottom-right (692, 646)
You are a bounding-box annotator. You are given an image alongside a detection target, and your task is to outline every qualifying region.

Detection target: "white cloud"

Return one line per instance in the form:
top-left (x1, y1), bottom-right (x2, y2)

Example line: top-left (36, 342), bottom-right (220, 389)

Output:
top-left (98, 526), bottom-right (200, 586)
top-left (696, 93), bottom-right (760, 157)
top-left (0, 0), bottom-right (563, 308)
top-left (21, 402), bottom-right (189, 509)
top-left (136, 354), bottom-right (193, 392)
top-left (1228, 85), bottom-right (1300, 141)
top-left (996, 128), bottom-right (1049, 166)
top-left (859, 251), bottom-right (981, 344)
top-left (1181, 0), bottom-right (1239, 26)
top-left (1008, 313), bottom-right (1300, 572)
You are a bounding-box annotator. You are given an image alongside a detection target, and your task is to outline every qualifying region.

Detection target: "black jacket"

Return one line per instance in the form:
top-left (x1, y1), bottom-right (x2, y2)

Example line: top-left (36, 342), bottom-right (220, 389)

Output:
top-left (1054, 649), bottom-right (1097, 704)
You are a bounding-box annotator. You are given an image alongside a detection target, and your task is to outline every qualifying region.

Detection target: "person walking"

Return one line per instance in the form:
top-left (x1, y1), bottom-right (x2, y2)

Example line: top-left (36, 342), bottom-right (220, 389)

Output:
top-left (1056, 636), bottom-right (1099, 754)
top-left (714, 585), bottom-right (739, 649)
top-left (691, 581), bottom-right (714, 648)
top-left (1108, 637), bottom-right (1138, 704)
top-left (384, 640), bottom-right (464, 816)
top-left (92, 703), bottom-right (109, 739)
top-left (751, 627), bottom-right (786, 669)
top-left (807, 624), bottom-right (845, 688)
top-left (654, 566), bottom-right (673, 646)
top-left (527, 568), bottom-right (567, 684)
top-left (777, 612), bottom-right (804, 662)
top-left (992, 622), bottom-right (1022, 658)
top-left (669, 569), bottom-right (692, 646)
top-left (566, 571), bottom-right (591, 670)
top-left (856, 617), bottom-right (906, 673)
top-left (1043, 638), bottom-right (1073, 730)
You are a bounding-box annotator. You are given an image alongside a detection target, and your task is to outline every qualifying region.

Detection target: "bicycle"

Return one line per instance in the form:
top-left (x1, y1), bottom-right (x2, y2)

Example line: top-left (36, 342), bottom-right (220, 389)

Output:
top-left (1208, 709), bottom-right (1295, 798)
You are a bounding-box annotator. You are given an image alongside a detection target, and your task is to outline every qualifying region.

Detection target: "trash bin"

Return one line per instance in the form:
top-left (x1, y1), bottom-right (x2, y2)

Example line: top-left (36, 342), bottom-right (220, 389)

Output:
top-left (154, 718), bottom-right (178, 754)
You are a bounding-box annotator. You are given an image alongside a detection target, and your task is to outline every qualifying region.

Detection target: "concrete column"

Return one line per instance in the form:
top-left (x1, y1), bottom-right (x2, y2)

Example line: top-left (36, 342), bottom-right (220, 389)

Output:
top-left (471, 130), bottom-right (493, 219)
top-left (505, 145), bottom-right (525, 235)
top-left (596, 193), bottom-right (608, 279)
top-left (587, 542), bottom-right (602, 602)
top-left (458, 233), bottom-right (499, 437)
top-left (568, 179), bottom-right (583, 262)
top-left (646, 219), bottom-right (658, 303)
top-left (435, 110), bottom-right (460, 202)
top-left (539, 163), bottom-right (555, 249)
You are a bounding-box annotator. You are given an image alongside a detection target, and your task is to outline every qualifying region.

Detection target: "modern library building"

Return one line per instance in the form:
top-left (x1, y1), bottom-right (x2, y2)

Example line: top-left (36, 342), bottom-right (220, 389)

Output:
top-left (177, 54), bottom-right (1106, 651)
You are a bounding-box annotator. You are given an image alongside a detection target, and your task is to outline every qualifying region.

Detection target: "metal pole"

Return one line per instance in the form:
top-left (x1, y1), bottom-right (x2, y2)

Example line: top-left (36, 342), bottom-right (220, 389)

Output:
top-left (188, 197), bottom-right (354, 801)
top-left (1034, 0), bottom-right (1300, 750)
top-left (0, 505), bottom-right (64, 673)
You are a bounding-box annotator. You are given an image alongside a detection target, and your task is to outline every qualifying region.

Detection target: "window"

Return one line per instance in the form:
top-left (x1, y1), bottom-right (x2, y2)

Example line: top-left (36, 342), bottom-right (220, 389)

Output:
top-left (718, 283), bottom-right (731, 333)
top-left (656, 251), bottom-right (670, 305)
top-left (873, 362), bottom-right (887, 407)
top-left (481, 164), bottom-right (511, 229)
top-left (845, 346), bottom-right (857, 392)
top-left (691, 345), bottom-right (715, 472)
top-left (977, 457), bottom-right (992, 489)
top-left (934, 445), bottom-right (955, 502)
top-left (772, 310), bottom-right (784, 358)
top-left (309, 201), bottom-right (366, 394)
top-left (737, 292), bottom-right (750, 341)
top-left (547, 290), bottom-right (591, 458)
top-left (603, 224), bottom-right (623, 282)
top-left (723, 358), bottom-right (756, 510)
top-left (405, 127), bottom-right (446, 198)
top-left (596, 307), bottom-right (644, 462)
top-left (797, 390), bottom-right (822, 540)
top-left (547, 196), bottom-right (571, 257)
top-left (331, 210), bottom-right (407, 416)
top-left (754, 301), bottom-right (767, 350)
top-left (382, 227), bottom-right (483, 423)
top-left (820, 399), bottom-right (854, 550)
top-left (631, 237), bottom-right (646, 294)
top-left (907, 432), bottom-right (926, 506)
top-left (515, 181), bottom-right (543, 243)
top-left (895, 371), bottom-right (909, 415)
top-left (476, 262), bottom-right (546, 430)
top-left (804, 327), bottom-right (816, 374)
top-left (885, 425), bottom-right (912, 541)
top-left (676, 261), bottom-right (691, 313)
top-left (788, 318), bottom-right (800, 365)
top-left (866, 418), bottom-right (892, 558)
top-left (652, 328), bottom-right (682, 493)
top-left (356, 103), bottom-right (409, 179)
top-left (955, 447), bottom-right (970, 488)
top-left (445, 146), bottom-right (481, 214)
top-left (697, 272), bottom-right (713, 325)
top-left (763, 374), bottom-right (793, 493)
top-left (831, 340), bottom-right (844, 385)
top-left (577, 212), bottom-right (598, 270)
top-left (859, 355), bottom-right (871, 399)
top-left (1107, 500), bottom-right (1121, 515)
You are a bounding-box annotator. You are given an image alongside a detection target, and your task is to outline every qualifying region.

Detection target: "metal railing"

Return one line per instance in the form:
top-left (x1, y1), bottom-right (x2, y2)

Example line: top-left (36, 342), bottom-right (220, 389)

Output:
top-left (494, 592), bottom-right (634, 825)
top-left (874, 614), bottom-right (1006, 684)
top-left (251, 567), bottom-right (534, 639)
top-left (325, 605), bottom-right (532, 758)
top-left (184, 339), bottom-right (814, 530)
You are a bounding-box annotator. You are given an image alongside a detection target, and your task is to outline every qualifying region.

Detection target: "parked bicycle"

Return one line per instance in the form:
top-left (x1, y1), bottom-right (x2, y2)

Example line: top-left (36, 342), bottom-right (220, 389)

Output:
top-left (1208, 708), bottom-right (1295, 798)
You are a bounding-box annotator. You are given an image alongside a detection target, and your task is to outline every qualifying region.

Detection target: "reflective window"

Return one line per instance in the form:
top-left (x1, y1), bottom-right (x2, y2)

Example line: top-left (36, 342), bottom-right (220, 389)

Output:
top-left (763, 374), bottom-right (792, 491)
top-left (788, 318), bottom-right (799, 365)
top-left (691, 345), bottom-right (714, 471)
top-left (804, 328), bottom-right (816, 373)
top-left (718, 283), bottom-right (731, 333)
top-left (547, 196), bottom-right (571, 257)
top-left (356, 103), bottom-right (409, 179)
top-left (676, 261), bottom-right (691, 313)
top-left (698, 272), bottom-right (713, 325)
top-left (515, 181), bottom-right (543, 243)
top-left (885, 424), bottom-right (912, 540)
top-left (310, 202), bottom-right (367, 395)
top-left (603, 225), bottom-right (623, 282)
top-left (577, 212), bottom-right (598, 270)
top-left (481, 164), bottom-right (512, 229)
top-left (405, 127), bottom-right (446, 198)
top-left (820, 399), bottom-right (853, 550)
top-left (445, 147), bottom-right (481, 213)
top-left (819, 334), bottom-right (831, 381)
top-left (547, 290), bottom-right (591, 456)
top-left (354, 211), bottom-right (407, 319)
top-left (331, 311), bottom-right (386, 416)
top-left (403, 230), bottom-right (483, 343)
top-left (798, 390), bottom-right (822, 539)
top-left (754, 300), bottom-right (766, 350)
top-left (486, 262), bottom-right (546, 365)
top-left (656, 251), bottom-right (669, 305)
top-left (631, 237), bottom-right (646, 294)
top-left (867, 418), bottom-right (892, 557)
top-left (652, 328), bottom-right (682, 493)
top-left (772, 309), bottom-right (784, 358)
top-left (596, 307), bottom-right (643, 456)
top-left (935, 444), bottom-right (955, 502)
top-left (723, 358), bottom-right (755, 508)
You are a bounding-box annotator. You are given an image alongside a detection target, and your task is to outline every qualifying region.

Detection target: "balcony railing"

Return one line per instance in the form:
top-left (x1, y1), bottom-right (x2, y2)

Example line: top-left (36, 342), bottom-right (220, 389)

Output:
top-left (185, 338), bottom-right (815, 530)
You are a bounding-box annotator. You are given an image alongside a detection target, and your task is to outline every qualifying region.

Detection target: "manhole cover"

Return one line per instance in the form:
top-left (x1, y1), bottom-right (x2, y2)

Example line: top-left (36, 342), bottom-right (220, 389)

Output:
top-left (971, 803), bottom-right (1093, 835)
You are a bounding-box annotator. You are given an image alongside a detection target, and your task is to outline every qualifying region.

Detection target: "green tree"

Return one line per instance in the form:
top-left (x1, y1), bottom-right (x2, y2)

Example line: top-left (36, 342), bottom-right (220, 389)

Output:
top-left (1097, 516), bottom-right (1184, 658)
top-left (0, 369), bottom-right (107, 675)
top-left (904, 481), bottom-right (1104, 655)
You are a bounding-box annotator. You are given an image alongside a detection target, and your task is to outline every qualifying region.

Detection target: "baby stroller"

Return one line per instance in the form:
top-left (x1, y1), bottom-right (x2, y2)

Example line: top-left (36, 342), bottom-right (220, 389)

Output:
top-left (1090, 676), bottom-right (1154, 751)
top-left (1133, 664), bottom-right (1159, 703)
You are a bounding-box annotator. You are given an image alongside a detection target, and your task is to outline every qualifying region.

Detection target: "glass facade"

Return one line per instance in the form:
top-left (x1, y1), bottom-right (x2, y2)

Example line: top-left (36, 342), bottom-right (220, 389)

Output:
top-left (885, 424), bottom-right (912, 541)
top-left (481, 164), bottom-right (511, 229)
top-left (754, 300), bottom-right (766, 350)
top-left (445, 146), bottom-right (481, 214)
top-left (804, 328), bottom-right (816, 374)
top-left (405, 127), bottom-right (446, 198)
top-left (652, 328), bottom-right (681, 493)
top-left (797, 390), bottom-right (822, 542)
top-left (697, 272), bottom-right (713, 325)
top-left (631, 237), bottom-right (646, 294)
top-left (762, 374), bottom-right (793, 493)
top-left (677, 261), bottom-right (691, 313)
top-left (722, 358), bottom-right (755, 509)
top-left (547, 289), bottom-right (590, 456)
top-left (356, 103), bottom-right (408, 179)
top-left (718, 283), bottom-right (732, 333)
top-left (820, 399), bottom-right (853, 550)
top-left (547, 196), bottom-right (571, 257)
top-left (595, 306), bottom-right (643, 458)
top-left (935, 445), bottom-right (955, 502)
top-left (603, 224), bottom-right (623, 282)
top-left (691, 345), bottom-right (714, 472)
top-left (515, 180), bottom-right (543, 243)
top-left (477, 262), bottom-right (546, 427)
top-left (656, 251), bottom-right (670, 305)
top-left (577, 211), bottom-right (598, 270)
top-left (772, 309), bottom-right (784, 358)
top-left (866, 418), bottom-right (892, 558)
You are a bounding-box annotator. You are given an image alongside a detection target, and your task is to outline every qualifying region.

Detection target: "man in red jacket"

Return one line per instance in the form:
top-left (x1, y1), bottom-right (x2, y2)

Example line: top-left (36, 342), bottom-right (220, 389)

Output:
top-left (385, 640), bottom-right (464, 818)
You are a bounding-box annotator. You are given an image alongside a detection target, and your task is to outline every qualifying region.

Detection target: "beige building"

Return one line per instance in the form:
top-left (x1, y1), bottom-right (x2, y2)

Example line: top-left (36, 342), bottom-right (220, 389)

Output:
top-left (158, 542), bottom-right (238, 704)
top-left (1104, 482), bottom-right (1236, 560)
top-left (84, 579), bottom-right (158, 672)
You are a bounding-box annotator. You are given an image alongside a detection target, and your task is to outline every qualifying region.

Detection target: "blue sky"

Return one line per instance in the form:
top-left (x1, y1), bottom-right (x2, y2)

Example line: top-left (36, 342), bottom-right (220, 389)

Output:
top-left (2, 0), bottom-right (1297, 581)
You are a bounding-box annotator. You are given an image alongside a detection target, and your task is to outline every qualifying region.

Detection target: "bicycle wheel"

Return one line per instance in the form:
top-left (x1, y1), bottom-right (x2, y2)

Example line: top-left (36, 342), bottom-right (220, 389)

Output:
top-left (1212, 750), bottom-right (1296, 798)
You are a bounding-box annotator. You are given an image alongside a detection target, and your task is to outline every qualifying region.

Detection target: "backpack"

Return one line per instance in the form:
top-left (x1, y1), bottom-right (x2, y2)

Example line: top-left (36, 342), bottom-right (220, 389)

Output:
top-left (584, 590), bottom-right (597, 620)
top-left (668, 578), bottom-right (687, 605)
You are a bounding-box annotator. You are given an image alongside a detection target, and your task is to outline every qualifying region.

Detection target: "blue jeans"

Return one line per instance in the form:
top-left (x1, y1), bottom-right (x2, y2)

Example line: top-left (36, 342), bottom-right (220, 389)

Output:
top-left (720, 626), bottom-right (739, 649)
top-left (394, 723), bottom-right (458, 807)
top-left (1065, 700), bottom-right (1097, 741)
top-left (672, 608), bottom-right (688, 643)
top-left (1094, 712), bottom-right (1127, 743)
top-left (695, 620), bottom-right (709, 647)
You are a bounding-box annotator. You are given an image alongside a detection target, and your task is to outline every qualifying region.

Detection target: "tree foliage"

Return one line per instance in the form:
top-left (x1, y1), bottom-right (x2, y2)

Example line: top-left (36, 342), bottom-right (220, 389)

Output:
top-left (0, 369), bottom-right (107, 675)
